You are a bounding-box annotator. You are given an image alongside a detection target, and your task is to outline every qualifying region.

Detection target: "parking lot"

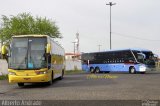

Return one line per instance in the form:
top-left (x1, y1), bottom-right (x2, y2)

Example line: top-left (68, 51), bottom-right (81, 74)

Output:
top-left (0, 71), bottom-right (160, 100)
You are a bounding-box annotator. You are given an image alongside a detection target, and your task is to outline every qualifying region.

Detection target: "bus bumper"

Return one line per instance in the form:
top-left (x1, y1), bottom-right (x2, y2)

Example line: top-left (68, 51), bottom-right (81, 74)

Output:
top-left (138, 65), bottom-right (156, 72)
top-left (138, 65), bottom-right (146, 72)
top-left (8, 74), bottom-right (50, 83)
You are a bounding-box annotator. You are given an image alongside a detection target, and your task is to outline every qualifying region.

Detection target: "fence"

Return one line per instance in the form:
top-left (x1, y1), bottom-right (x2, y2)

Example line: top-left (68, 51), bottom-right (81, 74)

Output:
top-left (65, 60), bottom-right (82, 71)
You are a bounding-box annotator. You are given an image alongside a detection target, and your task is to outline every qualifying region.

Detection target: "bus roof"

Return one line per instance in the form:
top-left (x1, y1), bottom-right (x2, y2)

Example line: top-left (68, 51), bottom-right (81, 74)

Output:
top-left (130, 48), bottom-right (152, 52)
top-left (83, 48), bottom-right (152, 54)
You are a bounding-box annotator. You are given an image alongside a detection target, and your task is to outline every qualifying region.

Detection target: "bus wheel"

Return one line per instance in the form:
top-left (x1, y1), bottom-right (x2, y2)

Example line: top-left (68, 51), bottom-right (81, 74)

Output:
top-left (129, 67), bottom-right (136, 74)
top-left (17, 83), bottom-right (24, 87)
top-left (90, 67), bottom-right (95, 73)
top-left (95, 67), bottom-right (100, 73)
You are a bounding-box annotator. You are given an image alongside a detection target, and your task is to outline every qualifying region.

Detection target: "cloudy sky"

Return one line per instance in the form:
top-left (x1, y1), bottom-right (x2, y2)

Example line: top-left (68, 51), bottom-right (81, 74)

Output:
top-left (0, 0), bottom-right (160, 55)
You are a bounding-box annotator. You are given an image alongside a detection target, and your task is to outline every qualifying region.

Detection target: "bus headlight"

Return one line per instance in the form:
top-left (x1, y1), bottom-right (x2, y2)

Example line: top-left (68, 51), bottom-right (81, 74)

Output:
top-left (38, 71), bottom-right (47, 74)
top-left (9, 72), bottom-right (16, 75)
top-left (139, 65), bottom-right (146, 71)
top-left (139, 65), bottom-right (146, 68)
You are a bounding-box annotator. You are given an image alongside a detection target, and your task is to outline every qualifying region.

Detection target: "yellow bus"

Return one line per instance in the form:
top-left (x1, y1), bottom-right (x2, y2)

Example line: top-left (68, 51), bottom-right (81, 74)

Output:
top-left (2, 35), bottom-right (65, 87)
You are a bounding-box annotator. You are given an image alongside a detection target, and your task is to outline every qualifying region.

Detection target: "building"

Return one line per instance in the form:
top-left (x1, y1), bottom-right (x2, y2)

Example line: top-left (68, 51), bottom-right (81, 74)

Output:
top-left (65, 53), bottom-right (82, 71)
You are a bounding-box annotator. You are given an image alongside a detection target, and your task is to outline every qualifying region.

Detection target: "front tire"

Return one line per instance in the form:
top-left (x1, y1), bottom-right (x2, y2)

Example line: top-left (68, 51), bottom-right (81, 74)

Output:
top-left (129, 67), bottom-right (136, 74)
top-left (17, 83), bottom-right (24, 87)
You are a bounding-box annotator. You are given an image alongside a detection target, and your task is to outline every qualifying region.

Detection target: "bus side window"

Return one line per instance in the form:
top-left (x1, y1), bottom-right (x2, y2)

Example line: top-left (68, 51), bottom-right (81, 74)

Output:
top-left (83, 60), bottom-right (87, 64)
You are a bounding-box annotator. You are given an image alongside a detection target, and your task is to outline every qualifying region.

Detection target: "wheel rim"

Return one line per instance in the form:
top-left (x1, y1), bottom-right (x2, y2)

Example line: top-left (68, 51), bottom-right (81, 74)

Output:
top-left (131, 68), bottom-right (135, 73)
top-left (90, 68), bottom-right (94, 73)
top-left (96, 68), bottom-right (100, 73)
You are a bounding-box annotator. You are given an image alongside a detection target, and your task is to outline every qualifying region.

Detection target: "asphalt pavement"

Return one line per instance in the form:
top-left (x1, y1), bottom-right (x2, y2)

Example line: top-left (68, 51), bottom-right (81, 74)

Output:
top-left (0, 71), bottom-right (160, 100)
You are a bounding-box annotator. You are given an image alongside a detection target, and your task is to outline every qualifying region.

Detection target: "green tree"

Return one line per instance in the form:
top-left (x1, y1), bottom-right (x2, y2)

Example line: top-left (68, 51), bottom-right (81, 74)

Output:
top-left (0, 13), bottom-right (61, 46)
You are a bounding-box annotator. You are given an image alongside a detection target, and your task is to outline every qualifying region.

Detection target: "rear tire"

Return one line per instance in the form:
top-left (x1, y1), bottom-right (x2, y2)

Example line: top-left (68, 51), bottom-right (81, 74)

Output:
top-left (90, 67), bottom-right (95, 73)
top-left (129, 67), bottom-right (136, 74)
top-left (17, 83), bottom-right (24, 87)
top-left (95, 67), bottom-right (100, 73)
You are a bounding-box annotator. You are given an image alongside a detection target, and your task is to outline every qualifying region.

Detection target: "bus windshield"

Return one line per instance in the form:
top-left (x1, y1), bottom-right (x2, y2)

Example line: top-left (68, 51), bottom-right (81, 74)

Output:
top-left (142, 51), bottom-right (155, 66)
top-left (9, 37), bottom-right (47, 70)
top-left (132, 50), bottom-right (155, 65)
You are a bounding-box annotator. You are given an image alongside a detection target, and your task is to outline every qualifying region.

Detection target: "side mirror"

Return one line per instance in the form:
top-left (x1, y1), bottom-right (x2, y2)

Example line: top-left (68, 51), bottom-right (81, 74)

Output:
top-left (137, 53), bottom-right (145, 60)
top-left (1, 45), bottom-right (8, 55)
top-left (154, 54), bottom-right (158, 58)
top-left (153, 54), bottom-right (158, 62)
top-left (46, 43), bottom-right (51, 54)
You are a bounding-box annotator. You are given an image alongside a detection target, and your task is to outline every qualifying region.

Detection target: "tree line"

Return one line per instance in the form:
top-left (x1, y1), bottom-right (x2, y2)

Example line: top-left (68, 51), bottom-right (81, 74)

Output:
top-left (0, 13), bottom-right (61, 46)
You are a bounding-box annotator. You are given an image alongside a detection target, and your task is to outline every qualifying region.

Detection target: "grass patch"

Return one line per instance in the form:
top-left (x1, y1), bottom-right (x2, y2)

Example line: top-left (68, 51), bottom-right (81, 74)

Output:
top-left (65, 70), bottom-right (85, 75)
top-left (0, 75), bottom-right (8, 80)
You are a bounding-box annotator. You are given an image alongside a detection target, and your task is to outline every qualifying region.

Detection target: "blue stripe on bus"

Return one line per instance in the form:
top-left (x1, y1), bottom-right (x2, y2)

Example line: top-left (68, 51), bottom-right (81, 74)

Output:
top-left (82, 63), bottom-right (144, 72)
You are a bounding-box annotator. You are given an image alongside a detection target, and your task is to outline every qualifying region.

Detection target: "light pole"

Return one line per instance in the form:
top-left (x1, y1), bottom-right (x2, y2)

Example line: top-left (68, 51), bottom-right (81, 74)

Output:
top-left (72, 42), bottom-right (76, 60)
top-left (106, 2), bottom-right (116, 50)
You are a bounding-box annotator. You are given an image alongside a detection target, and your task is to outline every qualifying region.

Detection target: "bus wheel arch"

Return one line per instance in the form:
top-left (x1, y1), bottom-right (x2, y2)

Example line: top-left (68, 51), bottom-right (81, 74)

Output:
top-left (90, 67), bottom-right (95, 73)
top-left (129, 66), bottom-right (136, 74)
